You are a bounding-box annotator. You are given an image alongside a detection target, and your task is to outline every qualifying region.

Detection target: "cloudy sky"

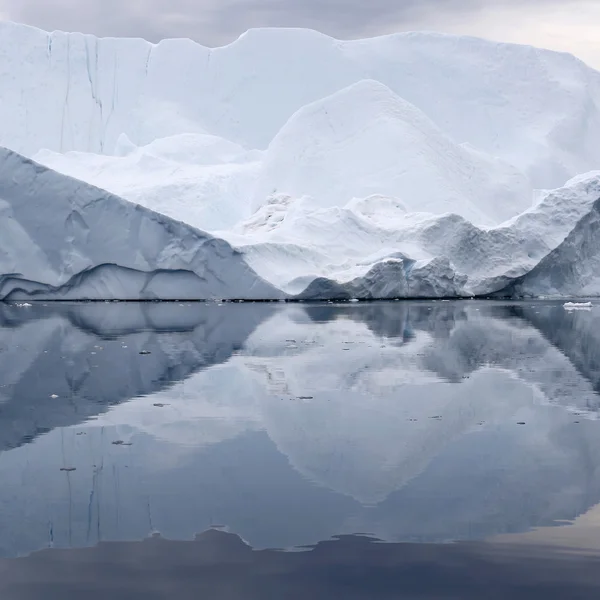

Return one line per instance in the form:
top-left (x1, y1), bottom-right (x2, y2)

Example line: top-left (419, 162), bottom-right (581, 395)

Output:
top-left (0, 0), bottom-right (599, 68)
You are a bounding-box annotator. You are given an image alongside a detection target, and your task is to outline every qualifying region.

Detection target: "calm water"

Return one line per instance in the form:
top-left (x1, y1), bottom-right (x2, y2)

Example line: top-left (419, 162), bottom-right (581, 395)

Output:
top-left (2, 300), bottom-right (600, 598)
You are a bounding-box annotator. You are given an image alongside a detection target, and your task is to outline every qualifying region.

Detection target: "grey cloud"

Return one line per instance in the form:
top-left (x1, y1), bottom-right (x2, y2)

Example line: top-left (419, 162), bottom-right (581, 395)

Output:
top-left (0, 0), bottom-right (571, 46)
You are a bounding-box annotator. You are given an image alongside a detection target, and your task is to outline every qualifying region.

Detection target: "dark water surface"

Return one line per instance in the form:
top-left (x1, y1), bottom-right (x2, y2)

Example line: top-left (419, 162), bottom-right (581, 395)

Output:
top-left (2, 300), bottom-right (600, 598)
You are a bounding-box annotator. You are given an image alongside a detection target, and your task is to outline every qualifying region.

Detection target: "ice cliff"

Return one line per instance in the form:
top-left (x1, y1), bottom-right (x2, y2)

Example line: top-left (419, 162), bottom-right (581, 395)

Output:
top-left (2, 22), bottom-right (600, 300)
top-left (3, 22), bottom-right (600, 190)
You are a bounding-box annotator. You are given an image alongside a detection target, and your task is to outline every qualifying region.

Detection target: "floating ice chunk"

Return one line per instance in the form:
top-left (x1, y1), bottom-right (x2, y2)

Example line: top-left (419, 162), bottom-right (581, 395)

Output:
top-left (564, 302), bottom-right (593, 310)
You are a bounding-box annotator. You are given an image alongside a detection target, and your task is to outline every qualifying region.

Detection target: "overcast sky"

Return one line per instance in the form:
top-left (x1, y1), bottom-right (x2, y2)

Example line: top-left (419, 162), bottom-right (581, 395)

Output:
top-left (0, 0), bottom-right (599, 69)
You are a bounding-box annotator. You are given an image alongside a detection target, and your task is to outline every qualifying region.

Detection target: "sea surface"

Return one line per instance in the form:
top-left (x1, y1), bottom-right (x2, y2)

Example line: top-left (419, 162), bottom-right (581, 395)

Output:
top-left (1, 300), bottom-right (600, 598)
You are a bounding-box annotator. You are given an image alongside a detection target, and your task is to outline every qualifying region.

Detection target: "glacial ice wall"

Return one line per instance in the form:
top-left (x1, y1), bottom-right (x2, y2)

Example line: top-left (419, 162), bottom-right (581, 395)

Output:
top-left (2, 22), bottom-right (600, 190)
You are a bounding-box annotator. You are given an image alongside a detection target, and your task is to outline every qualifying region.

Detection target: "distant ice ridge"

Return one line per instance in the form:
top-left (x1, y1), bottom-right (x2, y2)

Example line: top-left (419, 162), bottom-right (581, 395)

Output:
top-left (37, 80), bottom-right (534, 229)
top-left (0, 147), bottom-right (281, 301)
top-left (3, 21), bottom-right (600, 191)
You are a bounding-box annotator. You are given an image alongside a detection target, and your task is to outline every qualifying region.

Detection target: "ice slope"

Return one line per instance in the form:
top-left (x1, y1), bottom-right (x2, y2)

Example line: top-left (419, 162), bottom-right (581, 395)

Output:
top-left (501, 188), bottom-right (600, 297)
top-left (0, 147), bottom-right (281, 300)
top-left (35, 133), bottom-right (263, 231)
top-left (2, 21), bottom-right (600, 190)
top-left (251, 80), bottom-right (533, 224)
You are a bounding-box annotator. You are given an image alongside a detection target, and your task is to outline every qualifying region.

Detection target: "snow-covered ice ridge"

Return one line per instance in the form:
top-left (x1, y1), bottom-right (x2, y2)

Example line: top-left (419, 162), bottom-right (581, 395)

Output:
top-left (1, 21), bottom-right (600, 300)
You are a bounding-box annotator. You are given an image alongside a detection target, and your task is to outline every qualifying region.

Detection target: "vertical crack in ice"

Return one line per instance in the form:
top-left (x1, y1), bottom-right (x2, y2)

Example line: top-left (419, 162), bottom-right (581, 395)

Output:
top-left (60, 35), bottom-right (72, 153)
top-left (144, 45), bottom-right (152, 77)
top-left (102, 51), bottom-right (119, 151)
top-left (84, 36), bottom-right (103, 152)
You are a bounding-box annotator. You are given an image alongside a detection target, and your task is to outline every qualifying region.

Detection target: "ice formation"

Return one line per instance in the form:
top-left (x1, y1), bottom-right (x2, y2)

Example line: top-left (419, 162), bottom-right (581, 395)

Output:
top-left (35, 133), bottom-right (262, 231)
top-left (1, 21), bottom-right (600, 300)
top-left (563, 302), bottom-right (593, 310)
top-left (250, 80), bottom-right (533, 224)
top-left (0, 147), bottom-right (281, 300)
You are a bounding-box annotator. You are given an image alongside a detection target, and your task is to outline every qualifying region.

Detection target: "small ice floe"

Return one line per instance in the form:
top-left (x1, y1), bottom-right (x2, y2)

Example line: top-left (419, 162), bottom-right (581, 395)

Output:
top-left (563, 301), bottom-right (592, 311)
top-left (14, 302), bottom-right (32, 307)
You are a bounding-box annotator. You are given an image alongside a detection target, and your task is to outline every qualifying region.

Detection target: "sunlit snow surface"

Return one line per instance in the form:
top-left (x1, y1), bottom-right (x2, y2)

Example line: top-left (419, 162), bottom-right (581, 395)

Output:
top-left (1, 22), bottom-right (600, 299)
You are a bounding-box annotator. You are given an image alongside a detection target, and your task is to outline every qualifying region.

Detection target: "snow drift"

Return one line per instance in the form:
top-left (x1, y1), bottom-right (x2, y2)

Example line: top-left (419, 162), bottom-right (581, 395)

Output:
top-left (0, 147), bottom-right (281, 300)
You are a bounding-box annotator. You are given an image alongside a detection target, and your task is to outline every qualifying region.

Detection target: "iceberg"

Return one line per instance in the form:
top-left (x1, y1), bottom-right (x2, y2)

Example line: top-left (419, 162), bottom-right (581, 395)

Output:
top-left (1, 22), bottom-right (600, 300)
top-left (3, 22), bottom-right (600, 190)
top-left (221, 170), bottom-right (600, 299)
top-left (0, 147), bottom-right (282, 301)
top-left (35, 133), bottom-right (263, 231)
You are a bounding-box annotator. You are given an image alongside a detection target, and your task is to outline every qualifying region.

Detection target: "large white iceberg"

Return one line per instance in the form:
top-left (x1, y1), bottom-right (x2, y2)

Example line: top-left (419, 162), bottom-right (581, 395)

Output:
top-left (1, 21), bottom-right (600, 300)
top-left (3, 22), bottom-right (600, 189)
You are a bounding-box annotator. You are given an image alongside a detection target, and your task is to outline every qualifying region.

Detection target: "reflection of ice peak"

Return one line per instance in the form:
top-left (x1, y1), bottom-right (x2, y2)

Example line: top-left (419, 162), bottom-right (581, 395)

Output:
top-left (0, 303), bottom-right (273, 452)
top-left (421, 305), bottom-right (600, 414)
top-left (515, 305), bottom-right (600, 408)
top-left (2, 303), bottom-right (600, 555)
top-left (240, 303), bottom-right (600, 504)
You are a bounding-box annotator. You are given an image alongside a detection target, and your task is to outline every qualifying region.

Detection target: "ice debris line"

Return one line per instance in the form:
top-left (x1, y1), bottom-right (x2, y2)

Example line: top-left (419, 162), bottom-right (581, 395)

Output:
top-left (1, 21), bottom-right (600, 300)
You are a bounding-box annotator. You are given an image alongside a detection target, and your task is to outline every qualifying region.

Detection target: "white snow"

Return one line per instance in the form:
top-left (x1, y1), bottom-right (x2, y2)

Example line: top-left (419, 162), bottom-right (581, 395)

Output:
top-left (1, 22), bottom-right (600, 300)
top-left (35, 133), bottom-right (262, 231)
